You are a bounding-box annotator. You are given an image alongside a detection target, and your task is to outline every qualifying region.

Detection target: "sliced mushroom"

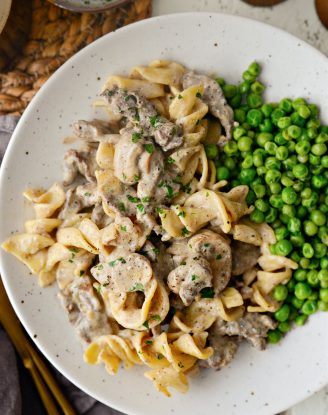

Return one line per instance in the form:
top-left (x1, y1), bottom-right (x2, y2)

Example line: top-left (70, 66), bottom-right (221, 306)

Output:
top-left (102, 87), bottom-right (183, 151)
top-left (182, 71), bottom-right (233, 143)
top-left (213, 312), bottom-right (277, 350)
top-left (167, 256), bottom-right (213, 306)
top-left (188, 230), bottom-right (232, 294)
top-left (231, 240), bottom-right (260, 276)
top-left (73, 119), bottom-right (117, 142)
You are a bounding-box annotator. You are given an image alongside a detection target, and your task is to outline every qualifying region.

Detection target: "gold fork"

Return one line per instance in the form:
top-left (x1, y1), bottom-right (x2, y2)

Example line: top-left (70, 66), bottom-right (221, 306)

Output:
top-left (0, 278), bottom-right (76, 415)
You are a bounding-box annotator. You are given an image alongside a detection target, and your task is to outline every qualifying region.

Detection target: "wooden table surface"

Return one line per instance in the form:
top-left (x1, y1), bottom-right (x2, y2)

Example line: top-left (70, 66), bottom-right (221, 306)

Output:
top-left (152, 1), bottom-right (328, 414)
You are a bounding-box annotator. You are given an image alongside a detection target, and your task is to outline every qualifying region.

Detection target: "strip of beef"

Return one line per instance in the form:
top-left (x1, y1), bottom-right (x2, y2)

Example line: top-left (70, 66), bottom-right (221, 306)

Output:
top-left (231, 241), bottom-right (260, 276)
top-left (182, 71), bottom-right (233, 144)
top-left (62, 149), bottom-right (97, 186)
top-left (102, 87), bottom-right (183, 151)
top-left (213, 313), bottom-right (277, 350)
top-left (199, 334), bottom-right (240, 370)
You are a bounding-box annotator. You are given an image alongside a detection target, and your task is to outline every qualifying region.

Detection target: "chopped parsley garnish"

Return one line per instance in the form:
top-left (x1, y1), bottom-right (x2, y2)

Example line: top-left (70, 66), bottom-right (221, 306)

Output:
top-left (180, 261), bottom-right (186, 266)
top-left (68, 259), bottom-right (74, 263)
top-left (196, 91), bottom-right (202, 98)
top-left (173, 175), bottom-right (182, 184)
top-left (191, 274), bottom-right (199, 281)
top-left (182, 183), bottom-right (192, 194)
top-left (155, 207), bottom-right (164, 214)
top-left (69, 248), bottom-right (78, 253)
top-left (132, 132), bottom-right (141, 143)
top-left (144, 144), bottom-right (154, 154)
top-left (149, 114), bottom-right (162, 128)
top-left (152, 247), bottom-right (160, 255)
top-left (167, 157), bottom-right (175, 164)
top-left (79, 270), bottom-right (85, 276)
top-left (158, 181), bottom-right (164, 188)
top-left (109, 260), bottom-right (117, 267)
top-left (118, 202), bottom-right (126, 212)
top-left (84, 192), bottom-right (92, 197)
top-left (145, 340), bottom-right (153, 345)
top-left (200, 287), bottom-right (215, 298)
top-left (166, 185), bottom-right (174, 198)
top-left (120, 226), bottom-right (127, 232)
top-left (127, 195), bottom-right (139, 203)
top-left (122, 173), bottom-right (127, 180)
top-left (178, 210), bottom-right (186, 218)
top-left (96, 284), bottom-right (102, 293)
top-left (206, 192), bottom-right (209, 197)
top-left (196, 119), bottom-right (200, 125)
top-left (216, 254), bottom-right (222, 260)
top-left (142, 196), bottom-right (151, 203)
top-left (204, 243), bottom-right (210, 248)
top-left (181, 227), bottom-right (190, 236)
top-left (150, 315), bottom-right (161, 321)
top-left (133, 108), bottom-right (140, 122)
top-left (157, 353), bottom-right (164, 360)
top-left (129, 283), bottom-right (144, 292)
top-left (178, 361), bottom-right (184, 368)
top-left (143, 320), bottom-right (149, 329)
top-left (171, 126), bottom-right (178, 136)
top-left (177, 94), bottom-right (183, 99)
top-left (134, 175), bottom-right (140, 182)
top-left (96, 264), bottom-right (104, 270)
top-left (107, 89), bottom-right (114, 96)
top-left (136, 203), bottom-right (145, 213)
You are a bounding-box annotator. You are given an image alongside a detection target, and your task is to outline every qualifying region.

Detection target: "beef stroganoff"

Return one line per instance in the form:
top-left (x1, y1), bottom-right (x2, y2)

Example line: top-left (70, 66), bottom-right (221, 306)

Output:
top-left (2, 60), bottom-right (299, 396)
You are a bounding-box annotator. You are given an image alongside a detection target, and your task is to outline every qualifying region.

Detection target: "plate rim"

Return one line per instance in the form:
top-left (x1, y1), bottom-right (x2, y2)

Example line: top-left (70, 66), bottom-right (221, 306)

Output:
top-left (1, 11), bottom-right (328, 415)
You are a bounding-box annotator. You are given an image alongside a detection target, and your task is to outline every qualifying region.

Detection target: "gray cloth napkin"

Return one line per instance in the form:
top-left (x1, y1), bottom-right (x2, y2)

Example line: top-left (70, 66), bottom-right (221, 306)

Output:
top-left (0, 115), bottom-right (123, 415)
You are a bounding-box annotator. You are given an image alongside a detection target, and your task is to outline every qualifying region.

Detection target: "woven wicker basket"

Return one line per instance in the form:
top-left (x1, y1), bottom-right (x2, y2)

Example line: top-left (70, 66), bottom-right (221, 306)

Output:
top-left (0, 0), bottom-right (151, 115)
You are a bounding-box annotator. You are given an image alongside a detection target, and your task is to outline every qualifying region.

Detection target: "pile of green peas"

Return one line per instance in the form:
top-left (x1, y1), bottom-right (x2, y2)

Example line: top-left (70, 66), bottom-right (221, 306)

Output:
top-left (204, 62), bottom-right (328, 344)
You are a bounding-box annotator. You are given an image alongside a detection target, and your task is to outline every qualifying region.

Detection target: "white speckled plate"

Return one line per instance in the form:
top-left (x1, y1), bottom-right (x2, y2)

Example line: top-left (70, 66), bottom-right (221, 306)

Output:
top-left (0, 13), bottom-right (328, 415)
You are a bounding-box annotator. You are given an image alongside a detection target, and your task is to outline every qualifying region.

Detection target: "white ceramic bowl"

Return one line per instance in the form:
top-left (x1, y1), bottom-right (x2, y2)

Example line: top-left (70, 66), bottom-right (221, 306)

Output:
top-left (0, 12), bottom-right (328, 415)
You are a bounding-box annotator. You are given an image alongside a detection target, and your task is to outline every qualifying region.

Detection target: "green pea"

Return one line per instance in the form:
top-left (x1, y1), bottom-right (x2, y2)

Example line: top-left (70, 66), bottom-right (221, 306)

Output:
top-left (319, 288), bottom-right (328, 303)
top-left (251, 81), bottom-right (265, 94)
top-left (259, 119), bottom-right (273, 133)
top-left (265, 207), bottom-right (278, 223)
top-left (302, 192), bottom-right (319, 208)
top-left (281, 174), bottom-right (294, 187)
top-left (223, 141), bottom-right (239, 156)
top-left (216, 166), bottom-right (230, 181)
top-left (295, 314), bottom-right (308, 326)
top-left (238, 136), bottom-right (253, 152)
top-left (248, 61), bottom-right (261, 76)
top-left (274, 132), bottom-right (288, 146)
top-left (292, 297), bottom-right (304, 309)
top-left (304, 220), bottom-right (318, 236)
top-left (275, 226), bottom-right (289, 241)
top-left (279, 98), bottom-right (293, 113)
top-left (233, 126), bottom-right (245, 140)
top-left (315, 132), bottom-right (328, 144)
top-left (312, 174), bottom-right (328, 189)
top-left (252, 184), bottom-right (266, 198)
top-left (282, 156), bottom-right (297, 171)
top-left (257, 132), bottom-right (273, 147)
top-left (312, 143), bottom-right (327, 156)
top-left (307, 118), bottom-right (321, 129)
top-left (279, 213), bottom-right (290, 225)
top-left (261, 103), bottom-right (273, 117)
top-left (287, 125), bottom-right (302, 139)
top-left (318, 227), bottom-right (328, 244)
top-left (320, 258), bottom-right (328, 269)
top-left (295, 140), bottom-right (311, 156)
top-left (275, 239), bottom-right (293, 256)
top-left (247, 130), bottom-right (255, 139)
top-left (247, 93), bottom-right (263, 109)
top-left (264, 141), bottom-right (277, 155)
top-left (297, 154), bottom-right (308, 164)
top-left (293, 181), bottom-right (304, 192)
top-left (257, 166), bottom-right (267, 176)
top-left (265, 157), bottom-right (281, 170)
top-left (241, 154), bottom-right (254, 169)
top-left (292, 98), bottom-right (306, 110)
top-left (309, 154), bottom-right (321, 166)
top-left (290, 232), bottom-right (305, 248)
top-left (282, 205), bottom-right (296, 217)
top-left (234, 108), bottom-right (246, 123)
top-left (307, 270), bottom-right (319, 286)
top-left (321, 155), bottom-right (328, 168)
top-left (318, 301), bottom-right (328, 311)
top-left (292, 164), bottom-right (308, 179)
top-left (298, 104), bottom-right (311, 119)
top-left (308, 127), bottom-right (318, 139)
top-left (301, 300), bottom-right (318, 315)
top-left (265, 169), bottom-right (281, 185)
top-left (287, 279), bottom-right (296, 292)
top-left (271, 108), bottom-right (285, 125)
top-left (299, 257), bottom-right (310, 269)
top-left (272, 285), bottom-right (288, 302)
top-left (314, 242), bottom-right (327, 259)
top-left (302, 243), bottom-right (314, 258)
top-left (269, 183), bottom-right (281, 195)
top-left (309, 103), bottom-right (319, 117)
top-left (205, 144), bottom-right (219, 160)
top-left (319, 203), bottom-right (328, 214)
top-left (294, 282), bottom-right (312, 300)
top-left (308, 258), bottom-right (320, 270)
top-left (223, 84), bottom-right (238, 99)
top-left (277, 116), bottom-right (291, 129)
top-left (267, 329), bottom-right (283, 344)
top-left (310, 210), bottom-right (326, 226)
top-left (246, 189), bottom-right (256, 205)
top-left (274, 304), bottom-right (291, 322)
top-left (318, 269), bottom-right (328, 283)
top-left (291, 251), bottom-right (301, 262)
top-left (276, 146), bottom-right (289, 161)
top-left (250, 209), bottom-right (265, 224)
top-left (215, 77), bottom-right (226, 87)
top-left (224, 157), bottom-right (236, 170)
top-left (281, 187), bottom-right (297, 205)
top-left (287, 217), bottom-right (301, 233)
top-left (294, 269), bottom-right (307, 281)
top-left (291, 112), bottom-right (306, 127)
top-left (239, 167), bottom-right (256, 184)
